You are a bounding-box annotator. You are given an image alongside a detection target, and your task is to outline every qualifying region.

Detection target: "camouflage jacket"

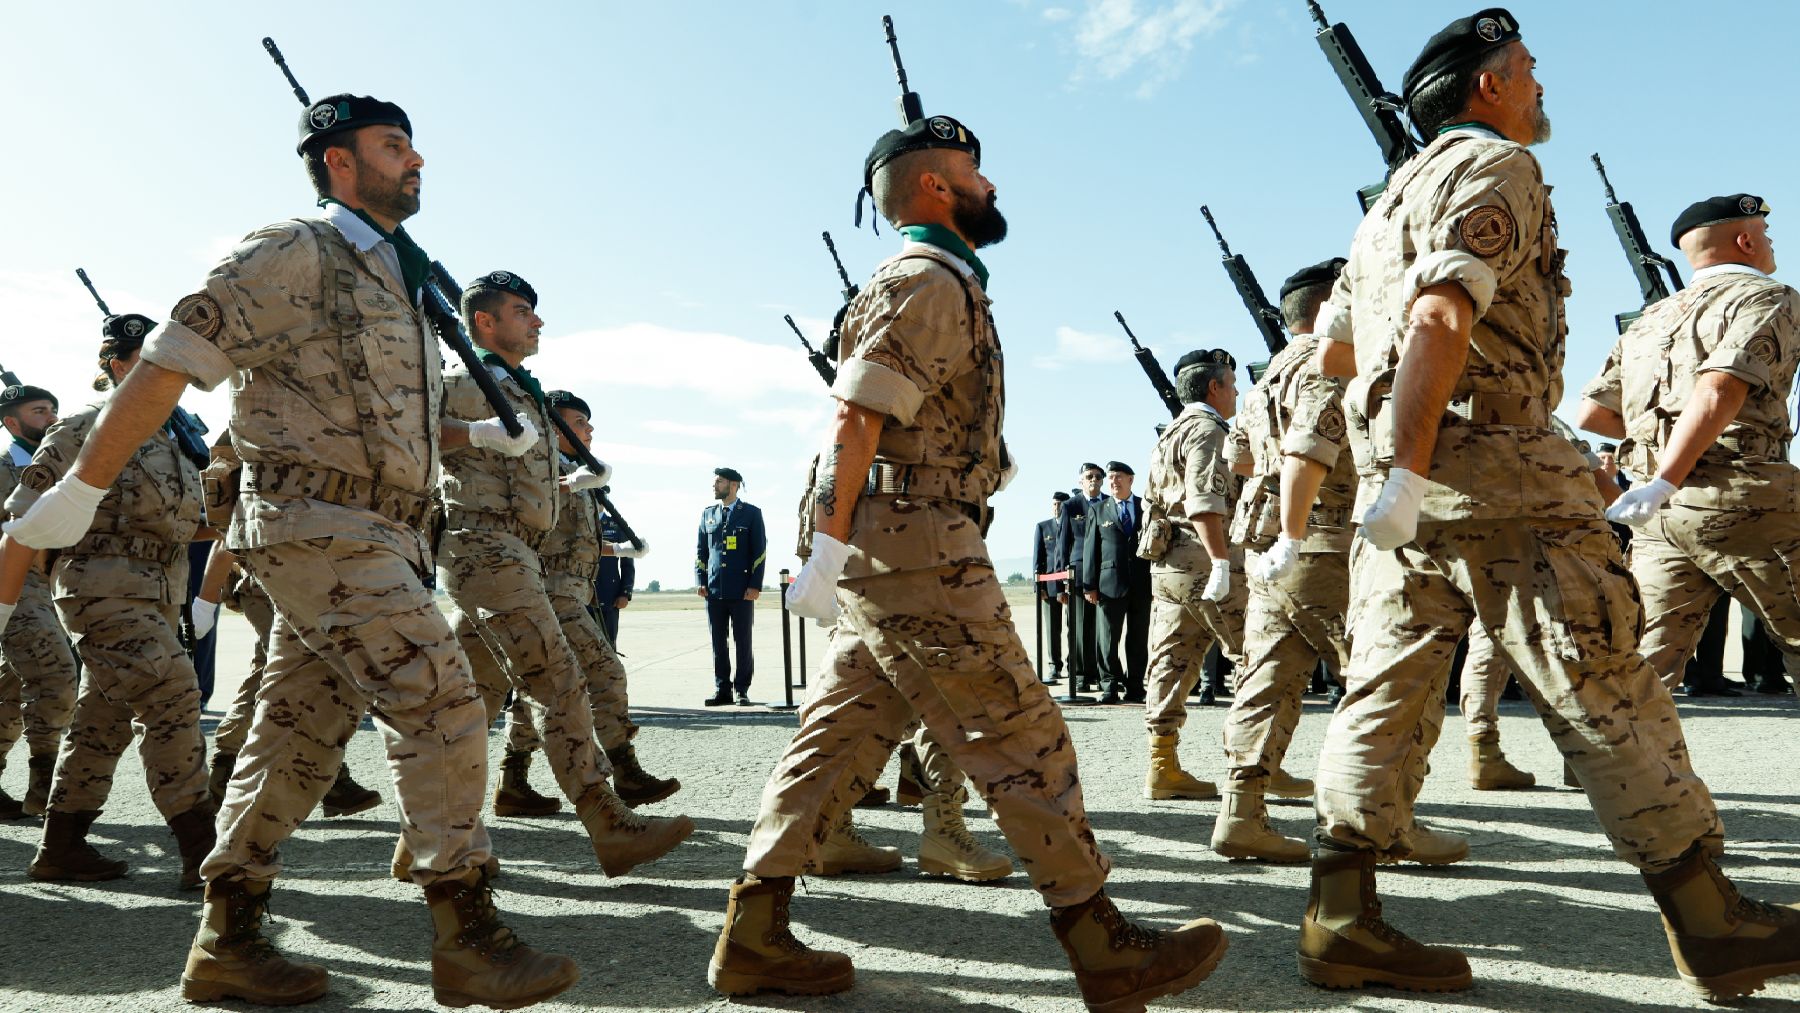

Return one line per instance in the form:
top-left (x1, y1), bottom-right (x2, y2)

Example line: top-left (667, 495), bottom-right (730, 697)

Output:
top-left (539, 454), bottom-right (601, 606)
top-left (438, 362), bottom-right (559, 539)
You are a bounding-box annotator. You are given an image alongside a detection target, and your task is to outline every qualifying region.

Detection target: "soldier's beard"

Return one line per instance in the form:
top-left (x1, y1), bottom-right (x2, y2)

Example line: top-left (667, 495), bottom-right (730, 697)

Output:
top-left (1530, 102), bottom-right (1552, 145)
top-left (952, 189), bottom-right (1007, 249)
top-left (13, 421), bottom-right (47, 445)
top-left (356, 166), bottom-right (422, 223)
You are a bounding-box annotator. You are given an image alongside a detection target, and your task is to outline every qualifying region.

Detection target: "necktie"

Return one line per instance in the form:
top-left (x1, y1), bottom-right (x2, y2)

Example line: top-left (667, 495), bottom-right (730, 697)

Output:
top-left (1119, 500), bottom-right (1132, 538)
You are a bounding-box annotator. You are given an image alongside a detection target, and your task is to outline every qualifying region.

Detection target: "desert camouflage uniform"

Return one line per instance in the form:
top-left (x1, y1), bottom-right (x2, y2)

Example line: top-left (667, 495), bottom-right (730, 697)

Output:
top-left (1315, 125), bottom-right (1719, 868)
top-left (1142, 402), bottom-right (1245, 736)
top-left (1221, 334), bottom-right (1356, 783)
top-left (4, 405), bottom-right (206, 819)
top-left (0, 443), bottom-right (77, 771)
top-left (439, 360), bottom-right (615, 803)
top-left (212, 568), bottom-right (276, 756)
top-left (1581, 266), bottom-right (1800, 691)
top-left (142, 204), bottom-right (491, 885)
top-left (744, 240), bottom-right (1107, 906)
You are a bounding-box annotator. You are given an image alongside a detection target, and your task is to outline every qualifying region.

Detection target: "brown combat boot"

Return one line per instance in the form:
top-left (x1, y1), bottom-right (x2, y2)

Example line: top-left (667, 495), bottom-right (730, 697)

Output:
top-left (424, 866), bottom-right (580, 1009)
top-left (895, 741), bottom-right (927, 806)
top-left (392, 835), bottom-right (501, 883)
top-left (919, 786), bottom-right (1012, 882)
top-left (1384, 821), bottom-right (1469, 867)
top-left (29, 809), bottom-right (128, 882)
top-left (805, 810), bottom-right (902, 876)
top-left (578, 789), bottom-right (694, 877)
top-left (168, 803), bottom-right (217, 891)
top-left (493, 750), bottom-right (561, 818)
top-left (1468, 734), bottom-right (1535, 790)
top-left (604, 743), bottom-right (681, 807)
top-left (1642, 843), bottom-right (1800, 1001)
top-left (1298, 848), bottom-right (1471, 991)
top-left (1211, 788), bottom-right (1308, 864)
top-left (1144, 733), bottom-right (1217, 800)
top-left (1050, 888), bottom-right (1227, 1012)
top-left (181, 876), bottom-right (330, 1004)
top-left (206, 750), bottom-right (236, 807)
top-left (22, 753), bottom-right (54, 817)
top-left (319, 763), bottom-right (381, 818)
top-left (708, 874), bottom-right (855, 996)
top-left (1268, 767), bottom-right (1315, 799)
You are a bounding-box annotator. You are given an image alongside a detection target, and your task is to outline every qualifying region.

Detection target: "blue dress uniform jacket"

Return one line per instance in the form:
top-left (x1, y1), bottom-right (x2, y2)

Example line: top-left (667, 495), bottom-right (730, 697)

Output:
top-left (594, 511), bottom-right (635, 644)
top-left (1034, 518), bottom-right (1067, 597)
top-left (695, 500), bottom-right (767, 597)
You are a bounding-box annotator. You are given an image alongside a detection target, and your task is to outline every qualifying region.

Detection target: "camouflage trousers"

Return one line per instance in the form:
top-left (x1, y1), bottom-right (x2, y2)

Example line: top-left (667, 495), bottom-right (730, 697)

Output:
top-left (500, 588), bottom-right (635, 755)
top-left (48, 594), bottom-right (207, 819)
top-left (0, 570), bottom-right (77, 761)
top-left (1318, 518), bottom-right (1721, 870)
top-left (1144, 538), bottom-right (1245, 736)
top-left (1458, 621), bottom-right (1514, 741)
top-left (1629, 504), bottom-right (1800, 693)
top-left (204, 536), bottom-right (491, 886)
top-left (745, 511), bottom-right (1107, 907)
top-left (1222, 547), bottom-right (1348, 784)
top-left (443, 529), bottom-right (612, 806)
top-left (213, 574), bottom-right (275, 756)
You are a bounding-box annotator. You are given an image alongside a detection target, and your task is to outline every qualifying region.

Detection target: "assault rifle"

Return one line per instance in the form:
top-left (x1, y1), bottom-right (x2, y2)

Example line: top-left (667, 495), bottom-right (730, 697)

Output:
top-left (1306, 1), bottom-right (1420, 211)
top-left (75, 268), bottom-right (211, 471)
top-left (785, 314), bottom-right (836, 386)
top-left (1591, 153), bottom-right (1684, 334)
top-left (0, 361), bottom-right (18, 388)
top-left (883, 15), bottom-right (925, 125)
top-left (1114, 312), bottom-right (1183, 419)
top-left (821, 231), bottom-right (859, 362)
top-left (1200, 206), bottom-right (1287, 358)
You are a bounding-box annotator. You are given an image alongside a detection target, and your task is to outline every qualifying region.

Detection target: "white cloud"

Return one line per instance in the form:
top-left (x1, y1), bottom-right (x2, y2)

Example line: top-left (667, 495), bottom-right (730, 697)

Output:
top-left (1064, 0), bottom-right (1237, 95)
top-left (642, 419), bottom-right (733, 439)
top-left (1032, 324), bottom-right (1136, 370)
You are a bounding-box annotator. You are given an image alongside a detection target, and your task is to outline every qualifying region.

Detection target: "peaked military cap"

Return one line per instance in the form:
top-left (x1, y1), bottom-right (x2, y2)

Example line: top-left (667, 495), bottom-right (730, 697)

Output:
top-left (297, 93), bottom-right (412, 155)
top-left (0, 384), bottom-right (57, 412)
top-left (545, 390), bottom-right (591, 419)
top-left (1105, 460), bottom-right (1134, 476)
top-left (1279, 258), bottom-right (1348, 300)
top-left (715, 466), bottom-right (744, 484)
top-left (1402, 8), bottom-right (1521, 102)
top-left (463, 270), bottom-right (538, 309)
top-left (1670, 194), bottom-right (1772, 247)
top-left (1174, 348), bottom-right (1237, 374)
top-left (102, 313), bottom-right (157, 345)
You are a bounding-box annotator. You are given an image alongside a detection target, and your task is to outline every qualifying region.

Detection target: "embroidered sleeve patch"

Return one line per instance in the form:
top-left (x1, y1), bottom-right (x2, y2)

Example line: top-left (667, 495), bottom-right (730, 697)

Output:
top-left (172, 292), bottom-right (224, 340)
top-left (1747, 334), bottom-right (1780, 366)
top-left (1316, 404), bottom-right (1347, 442)
top-left (1459, 205), bottom-right (1516, 258)
top-left (19, 463), bottom-right (54, 492)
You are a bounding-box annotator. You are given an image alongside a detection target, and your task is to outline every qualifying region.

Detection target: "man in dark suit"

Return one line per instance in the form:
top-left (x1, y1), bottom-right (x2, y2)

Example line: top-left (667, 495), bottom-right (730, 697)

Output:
top-left (1082, 461), bottom-right (1153, 704)
top-left (695, 466), bottom-right (767, 706)
top-left (1033, 492), bottom-right (1071, 681)
top-left (594, 502), bottom-right (635, 646)
top-left (1060, 463), bottom-right (1107, 690)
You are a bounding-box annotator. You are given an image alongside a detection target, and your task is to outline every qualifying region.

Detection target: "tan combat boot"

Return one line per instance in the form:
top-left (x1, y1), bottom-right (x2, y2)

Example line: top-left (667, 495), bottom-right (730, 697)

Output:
top-left (604, 742), bottom-right (681, 807)
top-left (493, 750), bottom-right (561, 818)
top-left (29, 810), bottom-right (128, 882)
top-left (1468, 734), bottom-right (1535, 790)
top-left (919, 786), bottom-right (1012, 882)
top-left (1386, 821), bottom-right (1468, 866)
top-left (391, 835), bottom-right (501, 883)
top-left (1298, 848), bottom-right (1472, 991)
top-left (1211, 789), bottom-right (1307, 864)
top-left (168, 803), bottom-right (217, 891)
top-left (22, 753), bottom-right (53, 817)
top-left (579, 789), bottom-right (694, 877)
top-left (805, 810), bottom-right (901, 876)
top-left (1268, 767), bottom-right (1315, 799)
top-left (206, 750), bottom-right (236, 807)
top-left (709, 874), bottom-right (855, 996)
top-left (1643, 843), bottom-right (1800, 1001)
top-left (895, 741), bottom-right (926, 806)
top-left (1051, 889), bottom-right (1228, 1012)
top-left (319, 763), bottom-right (381, 818)
top-left (1144, 733), bottom-right (1218, 801)
top-left (181, 877), bottom-right (330, 1004)
top-left (424, 866), bottom-right (580, 1008)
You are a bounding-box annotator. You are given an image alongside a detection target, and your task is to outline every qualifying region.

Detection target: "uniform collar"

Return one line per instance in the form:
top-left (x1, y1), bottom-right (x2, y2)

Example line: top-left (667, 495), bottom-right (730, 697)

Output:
top-left (1437, 121), bottom-right (1505, 141)
top-left (1692, 263), bottom-right (1772, 283)
top-left (899, 225), bottom-right (989, 289)
top-left (1198, 402), bottom-right (1225, 421)
top-left (319, 199), bottom-right (386, 252)
top-left (7, 438), bottom-right (32, 466)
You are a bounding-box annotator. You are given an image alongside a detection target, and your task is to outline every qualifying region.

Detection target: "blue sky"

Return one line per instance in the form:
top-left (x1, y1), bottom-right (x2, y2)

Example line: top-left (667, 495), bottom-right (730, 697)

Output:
top-left (4, 1), bottom-right (1793, 587)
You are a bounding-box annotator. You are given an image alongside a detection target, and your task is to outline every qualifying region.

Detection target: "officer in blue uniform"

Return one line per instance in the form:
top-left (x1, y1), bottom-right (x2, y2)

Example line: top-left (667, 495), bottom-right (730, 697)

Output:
top-left (593, 497), bottom-right (635, 646)
top-left (1034, 492), bottom-right (1070, 681)
top-left (1060, 463), bottom-right (1107, 690)
top-left (696, 467), bottom-right (766, 706)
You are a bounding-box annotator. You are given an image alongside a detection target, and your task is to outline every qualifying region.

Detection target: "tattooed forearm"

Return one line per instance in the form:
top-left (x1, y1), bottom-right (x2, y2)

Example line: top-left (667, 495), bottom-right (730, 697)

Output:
top-left (816, 444), bottom-right (844, 517)
top-left (814, 400), bottom-right (884, 544)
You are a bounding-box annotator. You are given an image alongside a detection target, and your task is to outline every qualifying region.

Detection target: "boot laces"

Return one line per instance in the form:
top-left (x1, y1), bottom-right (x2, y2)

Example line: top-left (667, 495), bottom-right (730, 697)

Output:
top-left (836, 819), bottom-right (878, 850)
top-left (1095, 901), bottom-right (1160, 950)
top-left (1355, 898), bottom-right (1420, 950)
top-left (766, 893), bottom-right (813, 956)
top-left (450, 879), bottom-right (523, 963)
top-left (602, 792), bottom-right (647, 834)
top-left (223, 890), bottom-right (279, 963)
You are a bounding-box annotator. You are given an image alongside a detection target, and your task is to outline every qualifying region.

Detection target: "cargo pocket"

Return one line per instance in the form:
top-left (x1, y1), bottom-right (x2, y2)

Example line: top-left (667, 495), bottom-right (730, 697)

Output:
top-left (319, 605), bottom-right (463, 713)
top-left (1532, 525), bottom-right (1641, 663)
top-left (925, 627), bottom-right (1051, 742)
top-left (358, 330), bottom-right (409, 414)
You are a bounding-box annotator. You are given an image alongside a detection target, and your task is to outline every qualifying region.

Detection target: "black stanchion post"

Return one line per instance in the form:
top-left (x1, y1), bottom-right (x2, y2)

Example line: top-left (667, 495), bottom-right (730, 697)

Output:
top-left (797, 613), bottom-right (809, 689)
top-left (1035, 588), bottom-right (1046, 683)
top-left (774, 569), bottom-right (797, 711)
top-left (1060, 575), bottom-right (1096, 706)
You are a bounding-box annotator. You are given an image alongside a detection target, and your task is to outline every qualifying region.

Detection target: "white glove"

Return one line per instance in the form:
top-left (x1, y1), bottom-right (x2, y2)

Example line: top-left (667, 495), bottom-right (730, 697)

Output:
top-left (998, 456), bottom-right (1018, 492)
top-left (191, 598), bottom-right (220, 640)
top-left (787, 533), bottom-right (849, 621)
top-left (467, 413), bottom-right (539, 457)
top-left (562, 463), bottom-right (611, 493)
top-left (1358, 468), bottom-right (1429, 551)
top-left (1605, 476), bottom-right (1678, 527)
top-left (608, 537), bottom-right (650, 559)
top-left (2, 475), bottom-right (107, 550)
top-left (1254, 536), bottom-right (1302, 582)
top-left (0, 601), bottom-right (13, 635)
top-left (1201, 559), bottom-right (1232, 602)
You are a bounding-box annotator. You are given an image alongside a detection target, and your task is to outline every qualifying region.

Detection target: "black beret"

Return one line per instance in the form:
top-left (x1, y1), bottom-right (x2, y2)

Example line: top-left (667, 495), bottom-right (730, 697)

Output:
top-left (1105, 460), bottom-right (1134, 476)
top-left (297, 94), bottom-right (412, 156)
top-left (0, 384), bottom-right (57, 413)
top-left (715, 466), bottom-right (744, 484)
top-left (1280, 258), bottom-right (1348, 300)
top-left (544, 390), bottom-right (591, 419)
top-left (1670, 194), bottom-right (1771, 248)
top-left (102, 313), bottom-right (157, 345)
top-left (1402, 8), bottom-right (1521, 102)
top-left (1596, 442), bottom-right (1618, 453)
top-left (1079, 462), bottom-right (1103, 474)
top-left (1174, 348), bottom-right (1237, 374)
top-left (463, 270), bottom-right (538, 310)
top-left (864, 115), bottom-right (981, 189)
top-left (1052, 490), bottom-right (1070, 502)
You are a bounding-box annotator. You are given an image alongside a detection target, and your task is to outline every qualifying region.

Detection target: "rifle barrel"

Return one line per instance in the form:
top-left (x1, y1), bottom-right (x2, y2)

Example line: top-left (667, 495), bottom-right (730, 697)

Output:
top-left (75, 268), bottom-right (112, 317)
top-left (262, 37), bottom-right (310, 106)
top-left (1198, 205), bottom-right (1230, 254)
top-left (1113, 310), bottom-right (1143, 350)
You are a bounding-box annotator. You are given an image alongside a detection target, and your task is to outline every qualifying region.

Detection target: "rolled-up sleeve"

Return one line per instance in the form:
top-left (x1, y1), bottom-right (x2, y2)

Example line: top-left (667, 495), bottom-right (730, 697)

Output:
top-left (831, 267), bottom-right (969, 427)
top-left (1282, 365), bottom-right (1349, 470)
top-left (1183, 422), bottom-right (1230, 519)
top-left (1579, 337), bottom-right (1626, 414)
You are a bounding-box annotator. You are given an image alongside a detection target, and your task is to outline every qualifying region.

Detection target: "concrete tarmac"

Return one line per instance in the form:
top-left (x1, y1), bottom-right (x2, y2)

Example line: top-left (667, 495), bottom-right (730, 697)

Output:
top-left (0, 590), bottom-right (1795, 1012)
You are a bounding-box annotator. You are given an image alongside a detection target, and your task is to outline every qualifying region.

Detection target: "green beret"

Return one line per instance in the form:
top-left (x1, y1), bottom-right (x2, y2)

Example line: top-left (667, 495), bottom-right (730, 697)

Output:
top-left (297, 93), bottom-right (412, 156)
top-left (1402, 8), bottom-right (1521, 103)
top-left (1279, 258), bottom-right (1347, 300)
top-left (1670, 194), bottom-right (1771, 248)
top-left (0, 384), bottom-right (57, 413)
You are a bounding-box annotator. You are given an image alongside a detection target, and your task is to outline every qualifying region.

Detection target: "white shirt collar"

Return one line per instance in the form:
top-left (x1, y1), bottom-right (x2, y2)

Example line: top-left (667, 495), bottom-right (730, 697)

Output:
top-left (901, 236), bottom-right (976, 280)
top-left (1692, 263), bottom-right (1772, 283)
top-left (1198, 402), bottom-right (1225, 421)
top-left (1442, 123), bottom-right (1504, 142)
top-left (320, 201), bottom-right (386, 253)
top-left (7, 442), bottom-right (31, 467)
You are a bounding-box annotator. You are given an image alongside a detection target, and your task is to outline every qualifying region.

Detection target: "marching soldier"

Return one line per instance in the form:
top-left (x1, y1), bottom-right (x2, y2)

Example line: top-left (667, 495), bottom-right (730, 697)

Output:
top-left (4, 93), bottom-right (581, 1006)
top-left (1576, 193), bottom-right (1800, 695)
top-left (1305, 10), bottom-right (1798, 998)
top-left (0, 381), bottom-right (77, 818)
top-left (711, 109), bottom-right (1226, 1011)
